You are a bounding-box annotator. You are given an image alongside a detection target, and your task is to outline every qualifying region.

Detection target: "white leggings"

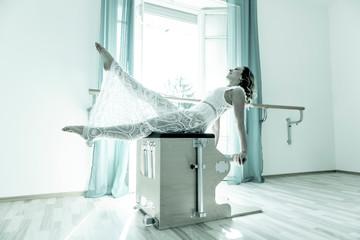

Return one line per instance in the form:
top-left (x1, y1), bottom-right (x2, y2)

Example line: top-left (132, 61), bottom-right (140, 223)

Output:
top-left (83, 61), bottom-right (208, 141)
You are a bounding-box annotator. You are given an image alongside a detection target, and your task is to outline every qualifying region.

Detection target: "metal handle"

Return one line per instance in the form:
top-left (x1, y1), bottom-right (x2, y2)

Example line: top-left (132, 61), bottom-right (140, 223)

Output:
top-left (192, 138), bottom-right (207, 218)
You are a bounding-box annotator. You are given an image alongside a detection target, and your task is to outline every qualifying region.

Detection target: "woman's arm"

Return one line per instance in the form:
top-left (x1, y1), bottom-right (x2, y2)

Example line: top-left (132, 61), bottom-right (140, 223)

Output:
top-left (231, 88), bottom-right (248, 165)
top-left (211, 118), bottom-right (220, 147)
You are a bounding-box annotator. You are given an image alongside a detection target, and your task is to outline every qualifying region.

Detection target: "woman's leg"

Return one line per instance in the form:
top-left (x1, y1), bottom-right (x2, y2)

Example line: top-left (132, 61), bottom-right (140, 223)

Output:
top-left (96, 43), bottom-right (177, 115)
top-left (145, 110), bottom-right (207, 133)
top-left (63, 121), bottom-right (152, 142)
top-left (63, 110), bottom-right (207, 141)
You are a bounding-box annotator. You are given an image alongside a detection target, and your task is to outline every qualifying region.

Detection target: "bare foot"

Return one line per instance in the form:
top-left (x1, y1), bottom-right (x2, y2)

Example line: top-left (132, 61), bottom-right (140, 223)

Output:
top-left (62, 126), bottom-right (101, 142)
top-left (62, 126), bottom-right (84, 137)
top-left (95, 42), bottom-right (114, 71)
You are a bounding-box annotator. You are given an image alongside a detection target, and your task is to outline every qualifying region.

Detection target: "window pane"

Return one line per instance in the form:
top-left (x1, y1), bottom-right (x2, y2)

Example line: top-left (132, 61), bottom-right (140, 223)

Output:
top-left (205, 14), bottom-right (227, 37)
top-left (204, 38), bottom-right (227, 93)
top-left (142, 13), bottom-right (199, 98)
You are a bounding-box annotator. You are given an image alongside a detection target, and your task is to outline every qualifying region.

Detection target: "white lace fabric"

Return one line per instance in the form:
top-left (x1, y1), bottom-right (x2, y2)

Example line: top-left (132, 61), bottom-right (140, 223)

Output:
top-left (191, 86), bottom-right (244, 121)
top-left (83, 61), bottom-right (244, 141)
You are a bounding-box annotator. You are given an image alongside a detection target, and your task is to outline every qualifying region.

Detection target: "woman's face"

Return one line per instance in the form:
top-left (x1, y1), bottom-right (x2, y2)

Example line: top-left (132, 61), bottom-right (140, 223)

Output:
top-left (226, 67), bottom-right (244, 85)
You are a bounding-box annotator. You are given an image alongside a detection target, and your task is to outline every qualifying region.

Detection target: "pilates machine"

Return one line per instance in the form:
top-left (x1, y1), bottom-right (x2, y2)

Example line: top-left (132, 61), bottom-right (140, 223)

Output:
top-left (135, 132), bottom-right (262, 230)
top-left (88, 89), bottom-right (305, 229)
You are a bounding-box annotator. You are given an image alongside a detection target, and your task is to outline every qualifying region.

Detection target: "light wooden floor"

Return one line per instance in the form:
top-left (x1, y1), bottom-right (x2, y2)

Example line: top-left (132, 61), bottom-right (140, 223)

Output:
top-left (1, 172), bottom-right (360, 240)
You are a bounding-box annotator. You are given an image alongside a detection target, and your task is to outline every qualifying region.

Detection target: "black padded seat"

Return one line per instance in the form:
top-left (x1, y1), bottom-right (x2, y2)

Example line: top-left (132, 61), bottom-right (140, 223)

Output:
top-left (146, 132), bottom-right (215, 138)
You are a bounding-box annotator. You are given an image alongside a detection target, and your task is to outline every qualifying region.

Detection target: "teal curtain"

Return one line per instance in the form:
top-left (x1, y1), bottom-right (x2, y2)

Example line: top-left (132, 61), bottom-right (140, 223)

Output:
top-left (226, 0), bottom-right (264, 184)
top-left (85, 0), bottom-right (134, 198)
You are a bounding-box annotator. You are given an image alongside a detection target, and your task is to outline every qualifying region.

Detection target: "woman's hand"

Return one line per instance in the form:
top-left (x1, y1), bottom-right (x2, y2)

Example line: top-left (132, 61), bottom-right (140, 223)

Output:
top-left (232, 152), bottom-right (247, 166)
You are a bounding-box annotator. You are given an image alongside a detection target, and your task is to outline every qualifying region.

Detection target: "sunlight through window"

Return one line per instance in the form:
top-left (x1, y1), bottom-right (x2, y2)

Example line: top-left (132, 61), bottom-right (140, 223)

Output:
top-left (143, 12), bottom-right (199, 98)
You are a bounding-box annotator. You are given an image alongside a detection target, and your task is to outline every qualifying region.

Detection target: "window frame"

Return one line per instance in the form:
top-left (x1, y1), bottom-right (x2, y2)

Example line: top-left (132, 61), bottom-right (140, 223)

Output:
top-left (198, 7), bottom-right (227, 97)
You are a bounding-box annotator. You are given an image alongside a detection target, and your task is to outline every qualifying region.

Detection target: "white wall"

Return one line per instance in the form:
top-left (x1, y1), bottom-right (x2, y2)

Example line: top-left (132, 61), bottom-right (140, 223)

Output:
top-left (329, 0), bottom-right (360, 172)
top-left (0, 0), bottom-right (101, 197)
top-left (1, 0), bottom-right (358, 198)
top-left (258, 0), bottom-right (336, 175)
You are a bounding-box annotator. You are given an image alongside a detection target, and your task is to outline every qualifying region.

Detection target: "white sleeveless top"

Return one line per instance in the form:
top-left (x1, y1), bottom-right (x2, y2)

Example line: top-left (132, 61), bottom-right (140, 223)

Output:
top-left (189, 86), bottom-right (245, 128)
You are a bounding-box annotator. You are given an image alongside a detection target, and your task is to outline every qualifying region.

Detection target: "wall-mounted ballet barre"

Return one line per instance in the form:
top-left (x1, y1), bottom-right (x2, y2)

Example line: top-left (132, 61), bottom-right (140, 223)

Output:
top-left (254, 104), bottom-right (304, 145)
top-left (88, 89), bottom-right (305, 145)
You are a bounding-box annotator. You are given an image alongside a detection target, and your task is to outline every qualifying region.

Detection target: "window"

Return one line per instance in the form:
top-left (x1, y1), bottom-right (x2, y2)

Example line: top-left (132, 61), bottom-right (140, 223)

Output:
top-left (139, 0), bottom-right (228, 98)
top-left (200, 8), bottom-right (228, 94)
top-left (136, 0), bottom-right (234, 152)
top-left (142, 4), bottom-right (199, 101)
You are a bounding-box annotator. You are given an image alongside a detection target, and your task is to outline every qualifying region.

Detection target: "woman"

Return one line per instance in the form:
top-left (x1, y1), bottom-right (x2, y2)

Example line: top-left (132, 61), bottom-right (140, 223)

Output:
top-left (63, 43), bottom-right (255, 165)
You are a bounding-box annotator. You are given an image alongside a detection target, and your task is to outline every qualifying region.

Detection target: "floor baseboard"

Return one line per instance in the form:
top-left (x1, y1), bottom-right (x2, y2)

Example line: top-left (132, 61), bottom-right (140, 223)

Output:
top-left (263, 170), bottom-right (337, 178)
top-left (335, 170), bottom-right (360, 175)
top-left (0, 191), bottom-right (86, 203)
